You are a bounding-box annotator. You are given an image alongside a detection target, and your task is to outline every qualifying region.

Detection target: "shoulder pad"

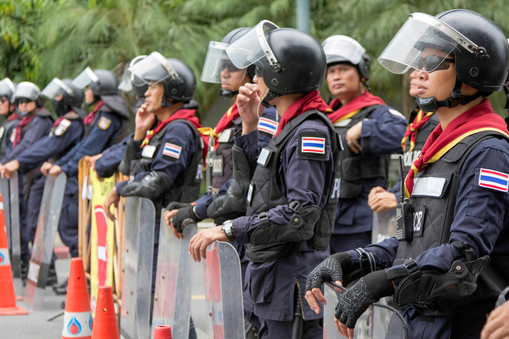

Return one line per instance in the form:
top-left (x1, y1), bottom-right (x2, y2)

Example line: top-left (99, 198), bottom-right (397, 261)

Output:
top-left (35, 108), bottom-right (52, 117)
top-left (387, 108), bottom-right (406, 120)
top-left (101, 95), bottom-right (131, 120)
top-left (63, 111), bottom-right (81, 120)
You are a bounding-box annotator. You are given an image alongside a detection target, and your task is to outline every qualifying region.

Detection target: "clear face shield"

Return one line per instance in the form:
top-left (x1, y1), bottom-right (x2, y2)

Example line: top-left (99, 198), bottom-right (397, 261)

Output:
top-left (201, 41), bottom-right (247, 85)
top-left (72, 66), bottom-right (100, 89)
top-left (322, 35), bottom-right (366, 65)
top-left (0, 78), bottom-right (16, 98)
top-left (378, 12), bottom-right (479, 74)
top-left (118, 55), bottom-right (147, 92)
top-left (41, 78), bottom-right (74, 100)
top-left (127, 52), bottom-right (178, 87)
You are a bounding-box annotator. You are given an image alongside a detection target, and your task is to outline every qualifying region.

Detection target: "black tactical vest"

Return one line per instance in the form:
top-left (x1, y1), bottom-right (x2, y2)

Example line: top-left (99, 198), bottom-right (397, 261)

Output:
top-left (402, 112), bottom-right (440, 175)
top-left (84, 109), bottom-right (130, 148)
top-left (211, 116), bottom-right (242, 189)
top-left (0, 116), bottom-right (20, 155)
top-left (334, 105), bottom-right (390, 198)
top-left (244, 111), bottom-right (341, 263)
top-left (131, 119), bottom-right (203, 208)
top-left (394, 131), bottom-right (509, 314)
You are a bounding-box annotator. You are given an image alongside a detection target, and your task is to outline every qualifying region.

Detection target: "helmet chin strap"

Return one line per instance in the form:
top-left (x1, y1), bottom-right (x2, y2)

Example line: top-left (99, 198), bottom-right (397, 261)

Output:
top-left (160, 95), bottom-right (177, 108)
top-left (219, 89), bottom-right (239, 99)
top-left (417, 76), bottom-right (483, 113)
top-left (261, 90), bottom-right (279, 108)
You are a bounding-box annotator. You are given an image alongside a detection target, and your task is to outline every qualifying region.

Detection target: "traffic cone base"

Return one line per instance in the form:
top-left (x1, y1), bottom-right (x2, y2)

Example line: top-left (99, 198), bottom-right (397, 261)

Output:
top-left (0, 305), bottom-right (29, 316)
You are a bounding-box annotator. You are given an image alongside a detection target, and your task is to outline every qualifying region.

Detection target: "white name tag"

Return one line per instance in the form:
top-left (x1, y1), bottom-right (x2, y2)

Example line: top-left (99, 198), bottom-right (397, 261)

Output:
top-left (257, 148), bottom-right (271, 166)
top-left (0, 126), bottom-right (4, 139)
top-left (412, 177), bottom-right (447, 197)
top-left (142, 145), bottom-right (156, 158)
top-left (218, 129), bottom-right (232, 143)
top-left (27, 262), bottom-right (40, 283)
top-left (334, 119), bottom-right (351, 127)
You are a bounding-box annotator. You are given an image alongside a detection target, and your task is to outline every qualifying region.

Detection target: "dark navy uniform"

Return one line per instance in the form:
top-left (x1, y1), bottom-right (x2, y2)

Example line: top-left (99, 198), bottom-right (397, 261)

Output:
top-left (347, 109), bottom-right (509, 338)
top-left (231, 113), bottom-right (337, 338)
top-left (94, 133), bottom-right (132, 178)
top-left (15, 112), bottom-right (84, 250)
top-left (0, 115), bottom-right (21, 156)
top-left (332, 105), bottom-right (407, 253)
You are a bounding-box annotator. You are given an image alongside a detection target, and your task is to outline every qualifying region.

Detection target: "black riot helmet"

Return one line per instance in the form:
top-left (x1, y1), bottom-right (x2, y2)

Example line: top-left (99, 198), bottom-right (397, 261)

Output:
top-left (201, 27), bottom-right (254, 99)
top-left (378, 10), bottom-right (509, 112)
top-left (72, 67), bottom-right (119, 96)
top-left (129, 52), bottom-right (196, 107)
top-left (322, 35), bottom-right (371, 89)
top-left (226, 21), bottom-right (326, 104)
top-left (118, 55), bottom-right (148, 98)
top-left (11, 82), bottom-right (45, 116)
top-left (0, 78), bottom-right (17, 102)
top-left (42, 78), bottom-right (85, 116)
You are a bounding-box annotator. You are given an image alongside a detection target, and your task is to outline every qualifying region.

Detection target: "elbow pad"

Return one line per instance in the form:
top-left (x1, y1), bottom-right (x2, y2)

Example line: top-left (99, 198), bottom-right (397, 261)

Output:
top-left (118, 171), bottom-right (172, 199)
top-left (249, 202), bottom-right (321, 246)
top-left (207, 145), bottom-right (251, 219)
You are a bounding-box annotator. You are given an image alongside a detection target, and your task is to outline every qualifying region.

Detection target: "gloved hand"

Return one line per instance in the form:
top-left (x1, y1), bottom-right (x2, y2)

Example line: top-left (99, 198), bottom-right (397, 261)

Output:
top-left (305, 252), bottom-right (352, 315)
top-left (335, 270), bottom-right (394, 332)
top-left (166, 202), bottom-right (200, 233)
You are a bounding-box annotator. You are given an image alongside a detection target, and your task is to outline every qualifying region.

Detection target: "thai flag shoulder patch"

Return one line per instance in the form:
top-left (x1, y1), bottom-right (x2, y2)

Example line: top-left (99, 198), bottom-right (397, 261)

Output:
top-left (301, 136), bottom-right (325, 154)
top-left (162, 142), bottom-right (182, 160)
top-left (258, 117), bottom-right (278, 136)
top-left (298, 131), bottom-right (329, 160)
top-left (478, 168), bottom-right (509, 192)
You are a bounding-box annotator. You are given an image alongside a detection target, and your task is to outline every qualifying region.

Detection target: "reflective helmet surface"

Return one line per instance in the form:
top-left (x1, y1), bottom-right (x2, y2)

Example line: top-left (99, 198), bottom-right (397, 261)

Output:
top-left (89, 69), bottom-right (119, 96)
top-left (163, 58), bottom-right (196, 102)
top-left (322, 35), bottom-right (371, 83)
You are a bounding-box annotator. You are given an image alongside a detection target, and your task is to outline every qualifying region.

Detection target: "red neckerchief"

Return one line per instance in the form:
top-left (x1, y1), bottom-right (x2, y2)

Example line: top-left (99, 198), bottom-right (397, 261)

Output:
top-left (214, 103), bottom-right (239, 136)
top-left (53, 111), bottom-right (75, 127)
top-left (401, 109), bottom-right (435, 152)
top-left (404, 99), bottom-right (509, 197)
top-left (275, 90), bottom-right (332, 136)
top-left (13, 112), bottom-right (35, 148)
top-left (84, 102), bottom-right (104, 125)
top-left (141, 109), bottom-right (209, 160)
top-left (7, 112), bottom-right (19, 121)
top-left (327, 91), bottom-right (386, 123)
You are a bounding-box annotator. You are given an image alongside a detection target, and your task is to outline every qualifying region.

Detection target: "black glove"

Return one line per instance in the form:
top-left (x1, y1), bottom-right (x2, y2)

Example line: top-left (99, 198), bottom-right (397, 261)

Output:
top-left (335, 270), bottom-right (394, 329)
top-left (166, 202), bottom-right (200, 233)
top-left (306, 252), bottom-right (352, 292)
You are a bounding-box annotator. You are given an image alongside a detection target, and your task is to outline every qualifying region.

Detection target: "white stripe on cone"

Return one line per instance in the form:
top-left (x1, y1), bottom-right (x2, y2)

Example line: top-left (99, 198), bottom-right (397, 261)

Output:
top-left (62, 311), bottom-right (93, 338)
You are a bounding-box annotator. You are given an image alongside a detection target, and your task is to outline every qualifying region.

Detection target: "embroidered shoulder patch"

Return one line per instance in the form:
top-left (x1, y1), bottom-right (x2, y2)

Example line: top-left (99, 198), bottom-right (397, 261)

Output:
top-left (298, 131), bottom-right (329, 160)
top-left (55, 119), bottom-right (71, 136)
top-left (388, 109), bottom-right (406, 120)
top-left (162, 142), bottom-right (182, 160)
top-left (10, 129), bottom-right (15, 143)
top-left (98, 116), bottom-right (111, 130)
top-left (478, 168), bottom-right (509, 192)
top-left (258, 117), bottom-right (278, 136)
top-left (0, 126), bottom-right (4, 139)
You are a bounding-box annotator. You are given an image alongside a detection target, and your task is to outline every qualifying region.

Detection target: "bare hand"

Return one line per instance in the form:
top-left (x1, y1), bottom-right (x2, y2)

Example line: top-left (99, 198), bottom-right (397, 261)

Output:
top-left (134, 103), bottom-right (156, 140)
top-left (237, 83), bottom-right (260, 135)
top-left (163, 209), bottom-right (183, 239)
top-left (40, 162), bottom-right (53, 176)
top-left (188, 226), bottom-right (228, 262)
top-left (346, 121), bottom-right (362, 154)
top-left (305, 280), bottom-right (343, 315)
top-left (103, 187), bottom-right (120, 221)
top-left (0, 160), bottom-right (19, 179)
top-left (89, 154), bottom-right (103, 171)
top-left (368, 186), bottom-right (398, 213)
top-left (49, 165), bottom-right (62, 179)
top-left (481, 300), bottom-right (509, 339)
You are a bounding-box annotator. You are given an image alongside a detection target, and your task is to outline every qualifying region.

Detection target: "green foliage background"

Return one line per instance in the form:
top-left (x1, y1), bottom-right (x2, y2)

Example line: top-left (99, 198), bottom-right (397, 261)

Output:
top-left (1, 0), bottom-right (508, 118)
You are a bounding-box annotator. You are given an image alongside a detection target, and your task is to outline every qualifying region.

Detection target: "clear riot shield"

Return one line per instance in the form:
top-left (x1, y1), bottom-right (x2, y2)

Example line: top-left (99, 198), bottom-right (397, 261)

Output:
top-left (23, 173), bottom-right (67, 310)
top-left (9, 171), bottom-right (23, 294)
top-left (372, 210), bottom-right (397, 244)
top-left (323, 282), bottom-right (408, 339)
top-left (203, 241), bottom-right (245, 339)
top-left (0, 177), bottom-right (11, 249)
top-left (151, 214), bottom-right (197, 339)
top-left (120, 197), bottom-right (156, 339)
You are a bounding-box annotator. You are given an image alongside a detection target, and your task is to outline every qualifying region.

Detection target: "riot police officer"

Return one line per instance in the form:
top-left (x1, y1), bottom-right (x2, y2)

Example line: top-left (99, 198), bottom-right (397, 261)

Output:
top-left (368, 69), bottom-right (440, 213)
top-left (188, 21), bottom-right (341, 339)
top-left (42, 68), bottom-right (130, 294)
top-left (321, 35), bottom-right (407, 253)
top-left (0, 78), bottom-right (20, 156)
top-left (306, 10), bottom-right (509, 339)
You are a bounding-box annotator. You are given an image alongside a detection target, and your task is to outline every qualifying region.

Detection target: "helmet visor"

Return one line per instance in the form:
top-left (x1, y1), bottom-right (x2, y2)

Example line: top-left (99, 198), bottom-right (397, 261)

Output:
top-left (127, 52), bottom-right (178, 87)
top-left (12, 82), bottom-right (40, 103)
top-left (118, 55), bottom-right (147, 92)
top-left (378, 12), bottom-right (478, 74)
top-left (226, 20), bottom-right (279, 69)
top-left (201, 41), bottom-right (247, 84)
top-left (42, 78), bottom-right (75, 99)
top-left (72, 67), bottom-right (100, 89)
top-left (322, 35), bottom-right (366, 65)
top-left (0, 78), bottom-right (16, 97)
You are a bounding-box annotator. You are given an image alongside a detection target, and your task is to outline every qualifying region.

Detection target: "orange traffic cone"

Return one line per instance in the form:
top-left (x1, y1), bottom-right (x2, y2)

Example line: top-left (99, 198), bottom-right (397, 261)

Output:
top-left (91, 286), bottom-right (118, 339)
top-left (0, 192), bottom-right (28, 316)
top-left (62, 258), bottom-right (93, 338)
top-left (153, 325), bottom-right (173, 339)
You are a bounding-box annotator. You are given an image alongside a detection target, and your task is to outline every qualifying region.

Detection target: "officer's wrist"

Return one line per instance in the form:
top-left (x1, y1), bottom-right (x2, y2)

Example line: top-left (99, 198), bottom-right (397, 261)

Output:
top-left (221, 220), bottom-right (235, 241)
